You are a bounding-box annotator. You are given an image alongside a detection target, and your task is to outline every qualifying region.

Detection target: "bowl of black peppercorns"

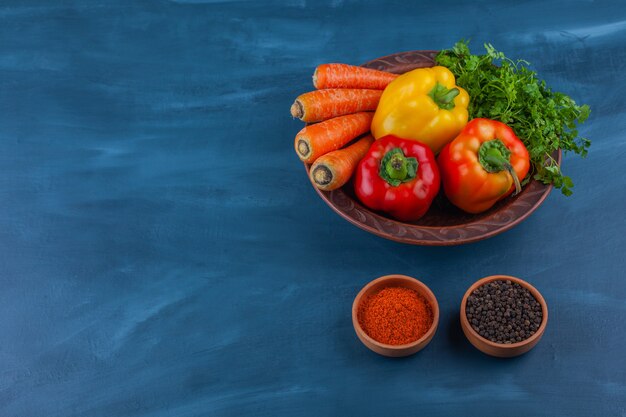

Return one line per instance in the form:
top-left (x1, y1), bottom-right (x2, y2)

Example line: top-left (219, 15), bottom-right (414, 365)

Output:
top-left (460, 275), bottom-right (548, 357)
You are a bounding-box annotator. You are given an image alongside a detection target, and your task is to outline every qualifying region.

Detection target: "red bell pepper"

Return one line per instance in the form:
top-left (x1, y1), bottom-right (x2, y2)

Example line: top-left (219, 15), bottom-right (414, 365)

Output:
top-left (438, 118), bottom-right (531, 214)
top-left (355, 135), bottom-right (440, 222)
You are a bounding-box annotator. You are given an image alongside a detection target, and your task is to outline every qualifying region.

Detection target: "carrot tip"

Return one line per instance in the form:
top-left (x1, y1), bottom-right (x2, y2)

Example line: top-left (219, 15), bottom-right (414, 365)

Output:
top-left (290, 100), bottom-right (304, 119)
top-left (296, 138), bottom-right (311, 159)
top-left (312, 164), bottom-right (333, 187)
top-left (312, 68), bottom-right (319, 89)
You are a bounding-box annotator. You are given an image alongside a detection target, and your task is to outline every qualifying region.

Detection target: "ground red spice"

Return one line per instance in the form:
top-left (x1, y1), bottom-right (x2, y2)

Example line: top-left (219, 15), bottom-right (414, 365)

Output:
top-left (358, 286), bottom-right (433, 345)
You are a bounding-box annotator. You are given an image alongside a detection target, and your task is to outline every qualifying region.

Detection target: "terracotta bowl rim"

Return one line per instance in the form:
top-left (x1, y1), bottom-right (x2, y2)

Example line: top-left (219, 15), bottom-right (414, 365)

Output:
top-left (352, 274), bottom-right (440, 350)
top-left (460, 274), bottom-right (548, 350)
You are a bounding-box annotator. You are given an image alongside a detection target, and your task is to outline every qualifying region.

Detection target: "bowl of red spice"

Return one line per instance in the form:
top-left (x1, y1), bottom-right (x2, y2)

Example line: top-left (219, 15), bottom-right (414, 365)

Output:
top-left (352, 274), bottom-right (439, 357)
top-left (460, 275), bottom-right (548, 358)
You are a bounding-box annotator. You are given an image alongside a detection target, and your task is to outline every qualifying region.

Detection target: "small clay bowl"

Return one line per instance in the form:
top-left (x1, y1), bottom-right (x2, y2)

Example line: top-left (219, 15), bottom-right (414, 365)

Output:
top-left (460, 275), bottom-right (548, 358)
top-left (352, 274), bottom-right (439, 357)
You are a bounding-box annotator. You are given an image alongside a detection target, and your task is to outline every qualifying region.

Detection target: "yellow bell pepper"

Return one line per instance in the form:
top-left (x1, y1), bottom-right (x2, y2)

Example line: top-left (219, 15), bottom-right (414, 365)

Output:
top-left (371, 66), bottom-right (469, 154)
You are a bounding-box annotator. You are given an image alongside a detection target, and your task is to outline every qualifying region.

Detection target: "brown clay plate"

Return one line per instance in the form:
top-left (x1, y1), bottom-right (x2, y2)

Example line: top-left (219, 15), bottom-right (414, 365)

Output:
top-left (304, 50), bottom-right (560, 246)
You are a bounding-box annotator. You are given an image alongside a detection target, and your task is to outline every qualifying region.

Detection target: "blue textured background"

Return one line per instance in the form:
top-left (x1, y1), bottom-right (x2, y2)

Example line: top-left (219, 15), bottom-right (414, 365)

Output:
top-left (1, 1), bottom-right (625, 416)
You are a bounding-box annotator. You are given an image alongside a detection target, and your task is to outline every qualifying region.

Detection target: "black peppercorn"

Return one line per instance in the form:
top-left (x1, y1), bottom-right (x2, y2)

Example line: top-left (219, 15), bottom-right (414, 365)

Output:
top-left (465, 280), bottom-right (543, 344)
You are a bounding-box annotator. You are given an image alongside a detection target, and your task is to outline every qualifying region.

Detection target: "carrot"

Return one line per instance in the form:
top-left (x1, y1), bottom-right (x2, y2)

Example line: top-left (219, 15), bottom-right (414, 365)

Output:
top-left (310, 135), bottom-right (374, 191)
top-left (313, 63), bottom-right (398, 90)
top-left (294, 112), bottom-right (374, 164)
top-left (291, 89), bottom-right (383, 123)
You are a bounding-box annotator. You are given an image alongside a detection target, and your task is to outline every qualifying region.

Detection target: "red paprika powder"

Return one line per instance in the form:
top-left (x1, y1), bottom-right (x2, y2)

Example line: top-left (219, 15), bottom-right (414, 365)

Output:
top-left (357, 286), bottom-right (433, 345)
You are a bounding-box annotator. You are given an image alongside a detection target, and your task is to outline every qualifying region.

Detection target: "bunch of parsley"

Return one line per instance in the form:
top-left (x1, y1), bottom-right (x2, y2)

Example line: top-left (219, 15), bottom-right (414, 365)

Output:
top-left (435, 40), bottom-right (590, 195)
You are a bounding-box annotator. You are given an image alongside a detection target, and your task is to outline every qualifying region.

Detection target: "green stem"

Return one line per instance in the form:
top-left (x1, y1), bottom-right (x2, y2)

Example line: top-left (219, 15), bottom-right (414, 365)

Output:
top-left (386, 153), bottom-right (408, 181)
top-left (379, 148), bottom-right (418, 186)
top-left (478, 139), bottom-right (522, 195)
top-left (428, 83), bottom-right (460, 110)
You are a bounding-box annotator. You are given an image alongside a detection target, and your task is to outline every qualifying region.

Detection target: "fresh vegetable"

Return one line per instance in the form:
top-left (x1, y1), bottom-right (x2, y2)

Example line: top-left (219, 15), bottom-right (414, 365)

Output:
top-left (438, 118), bottom-right (530, 214)
top-left (355, 135), bottom-right (440, 221)
top-left (309, 135), bottom-right (374, 191)
top-left (435, 40), bottom-right (590, 195)
top-left (371, 66), bottom-right (469, 154)
top-left (294, 112), bottom-right (373, 164)
top-left (291, 89), bottom-right (383, 123)
top-left (313, 63), bottom-right (398, 90)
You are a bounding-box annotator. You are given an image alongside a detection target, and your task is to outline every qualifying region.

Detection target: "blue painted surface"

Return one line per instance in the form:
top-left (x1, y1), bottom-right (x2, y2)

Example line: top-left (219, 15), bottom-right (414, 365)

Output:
top-left (0, 1), bottom-right (625, 416)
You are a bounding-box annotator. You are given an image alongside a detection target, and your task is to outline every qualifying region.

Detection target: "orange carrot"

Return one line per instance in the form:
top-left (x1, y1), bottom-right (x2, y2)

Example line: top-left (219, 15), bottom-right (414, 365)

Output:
top-left (313, 63), bottom-right (398, 90)
top-left (310, 135), bottom-right (374, 191)
top-left (291, 89), bottom-right (383, 123)
top-left (294, 112), bottom-right (374, 164)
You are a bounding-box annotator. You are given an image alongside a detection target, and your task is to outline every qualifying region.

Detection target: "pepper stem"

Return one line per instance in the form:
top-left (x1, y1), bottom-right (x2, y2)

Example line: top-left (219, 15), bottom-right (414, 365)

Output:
top-left (379, 148), bottom-right (418, 187)
top-left (386, 153), bottom-right (409, 181)
top-left (478, 139), bottom-right (522, 195)
top-left (428, 83), bottom-right (460, 110)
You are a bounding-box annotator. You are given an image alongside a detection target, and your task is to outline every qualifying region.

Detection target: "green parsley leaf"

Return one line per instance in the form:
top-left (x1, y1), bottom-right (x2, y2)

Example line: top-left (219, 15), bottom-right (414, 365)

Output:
top-left (435, 40), bottom-right (591, 195)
